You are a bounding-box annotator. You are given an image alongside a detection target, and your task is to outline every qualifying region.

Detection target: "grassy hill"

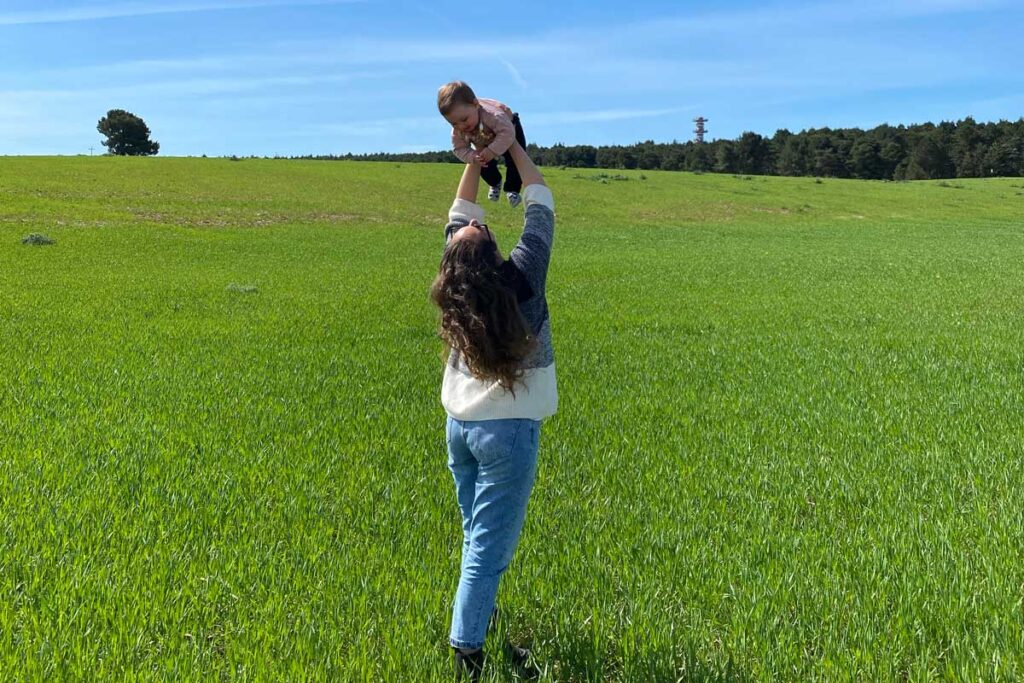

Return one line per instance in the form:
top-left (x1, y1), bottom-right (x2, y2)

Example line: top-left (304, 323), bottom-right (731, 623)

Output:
top-left (2, 157), bottom-right (1023, 680)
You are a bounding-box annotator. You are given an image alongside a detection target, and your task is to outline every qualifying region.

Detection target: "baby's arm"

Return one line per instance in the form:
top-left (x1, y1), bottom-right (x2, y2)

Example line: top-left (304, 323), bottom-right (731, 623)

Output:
top-left (484, 109), bottom-right (515, 157)
top-left (451, 128), bottom-right (474, 163)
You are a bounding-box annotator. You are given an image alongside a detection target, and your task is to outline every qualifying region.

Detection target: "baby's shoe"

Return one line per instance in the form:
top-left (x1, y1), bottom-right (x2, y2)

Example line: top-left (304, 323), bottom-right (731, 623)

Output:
top-left (488, 185), bottom-right (501, 202)
top-left (507, 191), bottom-right (522, 208)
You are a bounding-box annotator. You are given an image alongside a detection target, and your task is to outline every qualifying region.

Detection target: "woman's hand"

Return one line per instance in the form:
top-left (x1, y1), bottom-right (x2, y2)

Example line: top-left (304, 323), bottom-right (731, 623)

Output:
top-left (473, 148), bottom-right (496, 165)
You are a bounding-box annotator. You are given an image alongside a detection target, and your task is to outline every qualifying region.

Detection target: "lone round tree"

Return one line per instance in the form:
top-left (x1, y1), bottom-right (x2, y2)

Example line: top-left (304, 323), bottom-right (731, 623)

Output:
top-left (97, 109), bottom-right (160, 156)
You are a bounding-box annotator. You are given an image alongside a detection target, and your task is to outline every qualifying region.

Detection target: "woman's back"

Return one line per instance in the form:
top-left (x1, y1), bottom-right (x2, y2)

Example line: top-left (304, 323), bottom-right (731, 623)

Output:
top-left (440, 185), bottom-right (557, 421)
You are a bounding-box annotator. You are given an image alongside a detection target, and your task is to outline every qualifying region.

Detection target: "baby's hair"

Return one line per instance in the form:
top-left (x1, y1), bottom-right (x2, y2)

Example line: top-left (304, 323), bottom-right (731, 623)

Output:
top-left (438, 81), bottom-right (477, 115)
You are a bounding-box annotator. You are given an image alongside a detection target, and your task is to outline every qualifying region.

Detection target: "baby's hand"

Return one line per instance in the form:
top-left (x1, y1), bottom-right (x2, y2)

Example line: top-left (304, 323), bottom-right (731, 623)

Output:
top-left (474, 148), bottom-right (496, 164)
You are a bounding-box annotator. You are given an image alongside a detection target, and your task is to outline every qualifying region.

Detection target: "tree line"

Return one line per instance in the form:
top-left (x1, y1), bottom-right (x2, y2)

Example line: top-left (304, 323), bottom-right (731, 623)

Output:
top-left (298, 117), bottom-right (1024, 180)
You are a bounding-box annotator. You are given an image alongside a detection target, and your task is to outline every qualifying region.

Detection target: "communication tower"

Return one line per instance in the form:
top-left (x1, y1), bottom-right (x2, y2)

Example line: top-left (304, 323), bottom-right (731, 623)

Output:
top-left (693, 117), bottom-right (708, 144)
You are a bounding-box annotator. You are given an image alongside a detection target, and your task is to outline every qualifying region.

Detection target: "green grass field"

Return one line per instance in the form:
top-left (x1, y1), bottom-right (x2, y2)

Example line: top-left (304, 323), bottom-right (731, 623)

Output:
top-left (2, 157), bottom-right (1023, 681)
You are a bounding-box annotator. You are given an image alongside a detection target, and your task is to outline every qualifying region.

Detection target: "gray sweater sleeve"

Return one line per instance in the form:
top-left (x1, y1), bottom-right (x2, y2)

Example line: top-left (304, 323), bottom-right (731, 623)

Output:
top-left (509, 203), bottom-right (554, 298)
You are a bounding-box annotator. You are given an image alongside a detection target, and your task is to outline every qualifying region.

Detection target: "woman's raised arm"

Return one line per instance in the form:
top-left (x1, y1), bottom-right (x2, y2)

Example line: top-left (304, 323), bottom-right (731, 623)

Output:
top-left (446, 162), bottom-right (487, 240)
top-left (506, 142), bottom-right (545, 189)
top-left (455, 161), bottom-right (482, 203)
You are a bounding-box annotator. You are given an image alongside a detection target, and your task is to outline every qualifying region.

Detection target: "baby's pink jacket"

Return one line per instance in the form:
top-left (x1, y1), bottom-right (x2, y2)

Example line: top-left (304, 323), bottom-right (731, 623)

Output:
top-left (451, 98), bottom-right (515, 163)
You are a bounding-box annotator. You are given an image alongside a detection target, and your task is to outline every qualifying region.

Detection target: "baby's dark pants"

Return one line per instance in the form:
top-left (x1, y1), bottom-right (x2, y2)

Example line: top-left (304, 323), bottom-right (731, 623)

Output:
top-left (480, 114), bottom-right (527, 194)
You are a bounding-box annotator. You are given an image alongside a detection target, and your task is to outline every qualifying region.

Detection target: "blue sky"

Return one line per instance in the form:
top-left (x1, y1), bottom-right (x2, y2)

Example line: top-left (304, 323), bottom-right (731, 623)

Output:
top-left (2, 0), bottom-right (1022, 156)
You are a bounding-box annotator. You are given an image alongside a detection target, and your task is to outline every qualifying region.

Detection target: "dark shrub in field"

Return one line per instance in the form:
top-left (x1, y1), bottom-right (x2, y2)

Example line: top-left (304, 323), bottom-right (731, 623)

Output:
top-left (22, 233), bottom-right (55, 245)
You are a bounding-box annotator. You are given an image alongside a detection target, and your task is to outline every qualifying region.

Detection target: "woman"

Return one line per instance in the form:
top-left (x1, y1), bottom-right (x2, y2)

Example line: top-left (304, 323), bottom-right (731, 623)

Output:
top-left (430, 141), bottom-right (556, 680)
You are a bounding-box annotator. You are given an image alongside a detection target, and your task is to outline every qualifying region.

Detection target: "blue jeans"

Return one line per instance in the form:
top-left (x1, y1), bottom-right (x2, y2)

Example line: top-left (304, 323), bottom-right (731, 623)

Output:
top-left (446, 416), bottom-right (541, 649)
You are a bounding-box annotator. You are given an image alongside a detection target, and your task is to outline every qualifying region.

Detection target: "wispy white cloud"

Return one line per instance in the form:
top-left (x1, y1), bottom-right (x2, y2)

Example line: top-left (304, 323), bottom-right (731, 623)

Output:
top-left (530, 107), bottom-right (697, 126)
top-left (308, 116), bottom-right (436, 137)
top-left (25, 35), bottom-right (566, 88)
top-left (0, 69), bottom-right (388, 102)
top-left (878, 0), bottom-right (1012, 17)
top-left (0, 0), bottom-right (364, 26)
top-left (612, 0), bottom-right (1016, 38)
top-left (500, 60), bottom-right (527, 89)
top-left (37, 55), bottom-right (243, 79)
top-left (268, 35), bottom-right (570, 66)
top-left (3, 0), bottom-right (1020, 155)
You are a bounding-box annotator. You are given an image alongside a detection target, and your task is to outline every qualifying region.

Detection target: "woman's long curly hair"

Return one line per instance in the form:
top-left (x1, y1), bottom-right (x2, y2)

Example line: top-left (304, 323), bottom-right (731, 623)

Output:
top-left (430, 236), bottom-right (536, 395)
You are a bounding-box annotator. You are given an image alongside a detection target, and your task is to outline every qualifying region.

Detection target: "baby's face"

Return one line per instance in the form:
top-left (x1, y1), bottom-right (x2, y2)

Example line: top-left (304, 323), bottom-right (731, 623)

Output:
top-left (444, 103), bottom-right (479, 136)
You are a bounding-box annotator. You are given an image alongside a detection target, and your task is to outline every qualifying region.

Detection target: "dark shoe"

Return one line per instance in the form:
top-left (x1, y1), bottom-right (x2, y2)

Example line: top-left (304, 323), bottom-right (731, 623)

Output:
top-left (505, 642), bottom-right (540, 679)
top-left (454, 647), bottom-right (485, 682)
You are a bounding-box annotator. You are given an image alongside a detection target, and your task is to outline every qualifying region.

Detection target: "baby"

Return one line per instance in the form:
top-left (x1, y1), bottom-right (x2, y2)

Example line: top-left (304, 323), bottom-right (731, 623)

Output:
top-left (438, 81), bottom-right (528, 208)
